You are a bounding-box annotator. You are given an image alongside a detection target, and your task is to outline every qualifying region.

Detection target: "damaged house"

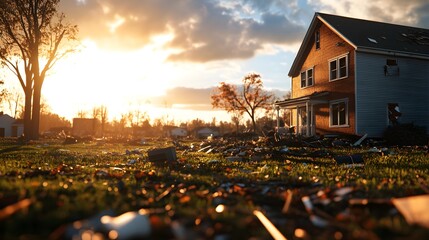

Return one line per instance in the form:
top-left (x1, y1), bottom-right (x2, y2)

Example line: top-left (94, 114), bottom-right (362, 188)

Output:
top-left (276, 12), bottom-right (429, 137)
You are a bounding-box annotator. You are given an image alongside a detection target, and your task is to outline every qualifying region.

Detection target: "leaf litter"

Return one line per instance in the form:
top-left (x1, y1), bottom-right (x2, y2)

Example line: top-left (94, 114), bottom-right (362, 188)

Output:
top-left (0, 136), bottom-right (429, 239)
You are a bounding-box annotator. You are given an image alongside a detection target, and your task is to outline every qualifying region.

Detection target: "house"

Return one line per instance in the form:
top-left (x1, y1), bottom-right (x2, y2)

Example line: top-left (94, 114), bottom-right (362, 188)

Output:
top-left (72, 118), bottom-right (99, 137)
top-left (275, 12), bottom-right (429, 137)
top-left (194, 127), bottom-right (220, 139)
top-left (163, 126), bottom-right (188, 138)
top-left (0, 112), bottom-right (24, 137)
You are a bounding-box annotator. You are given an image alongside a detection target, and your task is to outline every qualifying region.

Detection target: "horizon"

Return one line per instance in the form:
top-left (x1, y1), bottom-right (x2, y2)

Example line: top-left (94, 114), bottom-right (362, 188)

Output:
top-left (2, 0), bottom-right (429, 125)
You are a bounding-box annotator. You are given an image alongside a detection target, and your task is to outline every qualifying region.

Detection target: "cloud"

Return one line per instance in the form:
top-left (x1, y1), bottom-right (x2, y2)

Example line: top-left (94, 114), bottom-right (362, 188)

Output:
top-left (309, 0), bottom-right (429, 28)
top-left (60, 0), bottom-right (306, 62)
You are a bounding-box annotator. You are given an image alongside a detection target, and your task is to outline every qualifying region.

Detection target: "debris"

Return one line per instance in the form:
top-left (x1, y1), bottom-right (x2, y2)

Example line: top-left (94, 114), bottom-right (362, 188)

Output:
top-left (353, 133), bottom-right (368, 147)
top-left (197, 145), bottom-right (212, 153)
top-left (334, 154), bottom-right (364, 167)
top-left (0, 198), bottom-right (34, 220)
top-left (156, 186), bottom-right (174, 202)
top-left (226, 156), bottom-right (242, 162)
top-left (207, 159), bottom-right (220, 164)
top-left (63, 136), bottom-right (77, 144)
top-left (148, 147), bottom-right (177, 163)
top-left (100, 210), bottom-right (151, 239)
top-left (253, 210), bottom-right (287, 240)
top-left (281, 190), bottom-right (293, 213)
top-left (392, 194), bottom-right (429, 228)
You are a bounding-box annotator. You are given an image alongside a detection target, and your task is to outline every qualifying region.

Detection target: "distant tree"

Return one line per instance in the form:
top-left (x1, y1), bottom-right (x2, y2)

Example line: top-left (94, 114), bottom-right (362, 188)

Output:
top-left (77, 110), bottom-right (88, 118)
top-left (211, 73), bottom-right (274, 133)
top-left (4, 87), bottom-right (23, 119)
top-left (92, 105), bottom-right (109, 136)
top-left (230, 111), bottom-right (244, 134)
top-left (40, 112), bottom-right (71, 133)
top-left (0, 0), bottom-right (78, 140)
top-left (0, 80), bottom-right (6, 106)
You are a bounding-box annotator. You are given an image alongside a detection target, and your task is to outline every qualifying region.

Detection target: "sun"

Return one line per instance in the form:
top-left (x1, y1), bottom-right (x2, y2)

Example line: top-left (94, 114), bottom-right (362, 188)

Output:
top-left (43, 38), bottom-right (175, 121)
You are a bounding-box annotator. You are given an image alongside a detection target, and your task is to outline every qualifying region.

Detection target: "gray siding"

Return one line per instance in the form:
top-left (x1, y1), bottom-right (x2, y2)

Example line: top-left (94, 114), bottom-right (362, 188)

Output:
top-left (355, 52), bottom-right (429, 137)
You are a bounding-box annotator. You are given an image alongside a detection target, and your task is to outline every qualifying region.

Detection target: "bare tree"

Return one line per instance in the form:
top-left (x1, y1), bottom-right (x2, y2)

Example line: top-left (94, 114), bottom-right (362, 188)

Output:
top-left (230, 111), bottom-right (244, 134)
top-left (92, 105), bottom-right (108, 136)
top-left (77, 110), bottom-right (87, 118)
top-left (5, 88), bottom-right (23, 119)
top-left (211, 73), bottom-right (274, 133)
top-left (0, 80), bottom-right (6, 106)
top-left (0, 0), bottom-right (78, 140)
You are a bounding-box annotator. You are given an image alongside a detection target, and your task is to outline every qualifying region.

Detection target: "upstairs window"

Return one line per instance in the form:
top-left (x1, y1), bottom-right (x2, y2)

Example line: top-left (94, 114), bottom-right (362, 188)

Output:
top-left (300, 68), bottom-right (314, 88)
top-left (384, 59), bottom-right (399, 76)
top-left (315, 30), bottom-right (320, 49)
top-left (329, 54), bottom-right (348, 81)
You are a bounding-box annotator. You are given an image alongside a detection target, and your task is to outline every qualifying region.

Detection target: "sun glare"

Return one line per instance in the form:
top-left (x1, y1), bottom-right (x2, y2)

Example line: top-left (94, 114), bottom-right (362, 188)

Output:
top-left (43, 38), bottom-right (175, 121)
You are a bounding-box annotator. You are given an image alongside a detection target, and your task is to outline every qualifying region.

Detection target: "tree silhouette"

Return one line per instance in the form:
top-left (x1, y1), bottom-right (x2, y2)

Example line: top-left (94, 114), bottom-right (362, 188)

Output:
top-left (211, 73), bottom-right (273, 133)
top-left (0, 0), bottom-right (78, 140)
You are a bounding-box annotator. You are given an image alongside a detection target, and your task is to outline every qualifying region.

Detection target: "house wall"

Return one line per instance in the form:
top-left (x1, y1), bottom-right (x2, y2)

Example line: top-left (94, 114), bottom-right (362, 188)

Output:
top-left (0, 115), bottom-right (15, 137)
top-left (355, 52), bottom-right (429, 137)
top-left (291, 24), bottom-right (356, 135)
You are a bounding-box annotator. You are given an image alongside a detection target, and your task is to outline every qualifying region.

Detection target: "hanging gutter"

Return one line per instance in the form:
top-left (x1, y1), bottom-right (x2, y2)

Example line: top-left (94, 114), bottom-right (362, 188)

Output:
top-left (355, 47), bottom-right (429, 60)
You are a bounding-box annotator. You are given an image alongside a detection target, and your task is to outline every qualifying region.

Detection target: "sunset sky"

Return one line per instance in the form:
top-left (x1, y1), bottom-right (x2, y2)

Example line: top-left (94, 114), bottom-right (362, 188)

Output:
top-left (4, 0), bottom-right (429, 123)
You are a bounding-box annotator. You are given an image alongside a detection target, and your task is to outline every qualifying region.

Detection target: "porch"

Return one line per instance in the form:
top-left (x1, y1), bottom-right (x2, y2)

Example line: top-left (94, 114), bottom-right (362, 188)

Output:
top-left (275, 91), bottom-right (329, 137)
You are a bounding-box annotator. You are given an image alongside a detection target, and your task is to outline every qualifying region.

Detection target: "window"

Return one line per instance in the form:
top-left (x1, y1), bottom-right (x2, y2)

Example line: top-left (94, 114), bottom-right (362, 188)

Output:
top-left (330, 100), bottom-right (348, 127)
top-left (387, 103), bottom-right (401, 125)
top-left (300, 68), bottom-right (314, 88)
top-left (329, 54), bottom-right (348, 81)
top-left (315, 30), bottom-right (320, 49)
top-left (384, 59), bottom-right (399, 76)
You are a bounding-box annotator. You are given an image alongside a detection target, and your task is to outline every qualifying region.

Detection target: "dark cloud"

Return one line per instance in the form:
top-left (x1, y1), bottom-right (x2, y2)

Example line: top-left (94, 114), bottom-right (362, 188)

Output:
top-left (248, 13), bottom-right (305, 44)
top-left (59, 0), bottom-right (306, 62)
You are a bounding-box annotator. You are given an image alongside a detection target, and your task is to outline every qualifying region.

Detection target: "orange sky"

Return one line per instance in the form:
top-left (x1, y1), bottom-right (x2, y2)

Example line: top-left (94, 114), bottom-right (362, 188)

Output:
top-left (2, 0), bottom-right (429, 123)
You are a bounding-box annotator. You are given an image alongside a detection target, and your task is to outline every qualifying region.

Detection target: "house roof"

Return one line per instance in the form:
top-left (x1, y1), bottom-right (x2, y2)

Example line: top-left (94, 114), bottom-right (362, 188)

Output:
top-left (289, 12), bottom-right (429, 76)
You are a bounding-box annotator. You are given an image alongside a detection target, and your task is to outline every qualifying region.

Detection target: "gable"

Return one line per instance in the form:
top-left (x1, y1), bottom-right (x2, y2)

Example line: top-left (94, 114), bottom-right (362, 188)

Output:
top-left (290, 12), bottom-right (429, 77)
top-left (0, 114), bottom-right (15, 127)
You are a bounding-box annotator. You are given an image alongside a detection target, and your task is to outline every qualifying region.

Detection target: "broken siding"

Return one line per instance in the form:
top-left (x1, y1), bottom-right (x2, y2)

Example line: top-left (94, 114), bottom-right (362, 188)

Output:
top-left (355, 52), bottom-right (429, 137)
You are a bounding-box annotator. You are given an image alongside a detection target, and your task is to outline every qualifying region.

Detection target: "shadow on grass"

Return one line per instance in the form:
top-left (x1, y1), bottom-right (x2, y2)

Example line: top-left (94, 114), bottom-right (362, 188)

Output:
top-left (0, 145), bottom-right (37, 154)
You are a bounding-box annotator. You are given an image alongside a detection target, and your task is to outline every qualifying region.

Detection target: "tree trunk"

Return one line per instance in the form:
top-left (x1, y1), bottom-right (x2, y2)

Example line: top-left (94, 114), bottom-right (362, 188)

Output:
top-left (23, 87), bottom-right (32, 141)
top-left (31, 82), bottom-right (42, 140)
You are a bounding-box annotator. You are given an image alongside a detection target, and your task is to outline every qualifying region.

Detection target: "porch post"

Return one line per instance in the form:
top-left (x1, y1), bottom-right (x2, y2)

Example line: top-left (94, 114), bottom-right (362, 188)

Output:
top-left (306, 101), bottom-right (310, 137)
top-left (276, 105), bottom-right (280, 129)
top-left (296, 106), bottom-right (299, 134)
top-left (310, 104), bottom-right (314, 136)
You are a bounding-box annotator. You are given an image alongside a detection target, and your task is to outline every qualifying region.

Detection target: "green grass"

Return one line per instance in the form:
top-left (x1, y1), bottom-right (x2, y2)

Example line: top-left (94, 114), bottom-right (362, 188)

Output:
top-left (0, 138), bottom-right (428, 239)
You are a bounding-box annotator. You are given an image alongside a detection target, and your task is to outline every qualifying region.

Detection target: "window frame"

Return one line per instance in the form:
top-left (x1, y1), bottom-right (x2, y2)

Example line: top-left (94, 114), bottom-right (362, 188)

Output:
top-left (300, 67), bottom-right (314, 89)
top-left (329, 54), bottom-right (348, 81)
top-left (329, 99), bottom-right (349, 127)
top-left (315, 30), bottom-right (320, 50)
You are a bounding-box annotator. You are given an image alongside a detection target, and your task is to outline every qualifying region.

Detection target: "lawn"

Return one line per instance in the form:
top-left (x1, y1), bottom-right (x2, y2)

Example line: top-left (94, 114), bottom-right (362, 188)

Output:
top-left (0, 137), bottom-right (428, 240)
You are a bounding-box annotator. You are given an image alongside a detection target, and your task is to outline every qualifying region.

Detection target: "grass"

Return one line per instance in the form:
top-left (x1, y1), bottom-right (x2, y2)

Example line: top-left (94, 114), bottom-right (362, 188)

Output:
top-left (0, 137), bottom-right (428, 239)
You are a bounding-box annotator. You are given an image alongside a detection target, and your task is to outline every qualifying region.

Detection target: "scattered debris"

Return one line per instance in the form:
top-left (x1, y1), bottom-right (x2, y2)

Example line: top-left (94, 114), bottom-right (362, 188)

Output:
top-left (253, 210), bottom-right (287, 240)
top-left (148, 147), bottom-right (177, 163)
top-left (0, 198), bottom-right (34, 221)
top-left (392, 194), bottom-right (429, 228)
top-left (334, 154), bottom-right (364, 166)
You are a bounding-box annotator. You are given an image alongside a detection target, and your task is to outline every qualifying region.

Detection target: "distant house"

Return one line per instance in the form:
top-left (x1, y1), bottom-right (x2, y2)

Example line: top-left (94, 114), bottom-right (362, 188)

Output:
top-left (276, 12), bottom-right (429, 137)
top-left (194, 127), bottom-right (220, 139)
top-left (163, 126), bottom-right (188, 138)
top-left (0, 112), bottom-right (24, 137)
top-left (72, 118), bottom-right (99, 137)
